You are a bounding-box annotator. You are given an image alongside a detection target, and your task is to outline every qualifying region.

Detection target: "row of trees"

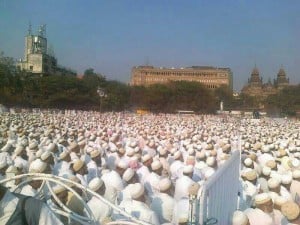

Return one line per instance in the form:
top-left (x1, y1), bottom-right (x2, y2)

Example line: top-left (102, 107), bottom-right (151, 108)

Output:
top-left (1, 51), bottom-right (299, 115)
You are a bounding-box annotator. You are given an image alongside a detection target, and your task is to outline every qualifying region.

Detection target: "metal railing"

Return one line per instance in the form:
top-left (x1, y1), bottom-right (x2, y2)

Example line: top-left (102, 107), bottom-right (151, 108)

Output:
top-left (198, 150), bottom-right (241, 225)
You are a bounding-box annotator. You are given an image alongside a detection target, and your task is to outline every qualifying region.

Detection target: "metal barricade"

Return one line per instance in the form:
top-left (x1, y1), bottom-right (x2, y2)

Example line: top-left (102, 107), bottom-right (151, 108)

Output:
top-left (199, 150), bottom-right (241, 225)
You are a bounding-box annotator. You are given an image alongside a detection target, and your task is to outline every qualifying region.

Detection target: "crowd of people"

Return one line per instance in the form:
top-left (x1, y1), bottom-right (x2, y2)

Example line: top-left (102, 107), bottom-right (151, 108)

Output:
top-left (0, 110), bottom-right (299, 225)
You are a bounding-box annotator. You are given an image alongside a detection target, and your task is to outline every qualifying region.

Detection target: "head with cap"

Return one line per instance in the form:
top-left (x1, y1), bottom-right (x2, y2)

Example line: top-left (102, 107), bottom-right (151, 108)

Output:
top-left (281, 174), bottom-right (292, 190)
top-left (59, 151), bottom-right (71, 162)
top-left (255, 193), bottom-right (273, 213)
top-left (72, 159), bottom-right (87, 175)
top-left (88, 177), bottom-right (105, 195)
top-left (293, 170), bottom-right (300, 181)
top-left (123, 168), bottom-right (139, 184)
top-left (267, 178), bottom-right (281, 193)
top-left (232, 210), bottom-right (250, 225)
top-left (151, 160), bottom-right (163, 175)
top-left (142, 154), bottom-right (153, 168)
top-left (281, 201), bottom-right (300, 222)
top-left (90, 150), bottom-right (102, 166)
top-left (41, 151), bottom-right (54, 165)
top-left (116, 160), bottom-right (128, 177)
top-left (130, 183), bottom-right (145, 202)
top-left (159, 178), bottom-right (173, 194)
top-left (183, 165), bottom-right (194, 178)
top-left (52, 184), bottom-right (68, 205)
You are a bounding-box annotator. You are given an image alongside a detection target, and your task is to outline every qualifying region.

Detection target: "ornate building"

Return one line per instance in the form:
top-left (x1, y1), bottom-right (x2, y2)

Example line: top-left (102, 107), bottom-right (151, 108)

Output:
top-left (17, 24), bottom-right (76, 76)
top-left (130, 65), bottom-right (233, 90)
top-left (241, 66), bottom-right (290, 98)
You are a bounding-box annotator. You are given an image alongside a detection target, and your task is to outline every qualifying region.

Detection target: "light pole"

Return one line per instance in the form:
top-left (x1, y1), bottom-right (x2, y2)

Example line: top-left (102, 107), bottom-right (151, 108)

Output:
top-left (97, 87), bottom-right (105, 113)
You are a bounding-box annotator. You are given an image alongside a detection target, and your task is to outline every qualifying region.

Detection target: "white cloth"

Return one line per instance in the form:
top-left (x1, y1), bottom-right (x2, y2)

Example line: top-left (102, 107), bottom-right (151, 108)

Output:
top-left (114, 199), bottom-right (160, 225)
top-left (169, 160), bottom-right (184, 181)
top-left (150, 193), bottom-right (175, 224)
top-left (52, 161), bottom-right (72, 176)
top-left (174, 175), bottom-right (195, 201)
top-left (0, 191), bottom-right (63, 225)
top-left (244, 208), bottom-right (273, 225)
top-left (290, 180), bottom-right (300, 204)
top-left (172, 197), bottom-right (189, 224)
top-left (137, 165), bottom-right (150, 184)
top-left (144, 172), bottom-right (161, 198)
top-left (86, 196), bottom-right (111, 224)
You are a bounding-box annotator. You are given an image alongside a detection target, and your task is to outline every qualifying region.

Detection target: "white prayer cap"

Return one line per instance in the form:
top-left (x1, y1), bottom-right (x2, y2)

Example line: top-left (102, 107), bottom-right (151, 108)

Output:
top-left (159, 148), bottom-right (167, 156)
top-left (123, 168), bottom-right (135, 182)
top-left (52, 184), bottom-right (66, 194)
top-left (88, 177), bottom-right (104, 191)
top-left (117, 160), bottom-right (128, 170)
top-left (178, 214), bottom-right (188, 224)
top-left (41, 151), bottom-right (51, 161)
top-left (173, 151), bottom-right (182, 160)
top-left (90, 150), bottom-right (101, 159)
top-left (274, 196), bottom-right (287, 208)
top-left (293, 170), bottom-right (300, 179)
top-left (281, 174), bottom-right (292, 184)
top-left (130, 183), bottom-right (144, 199)
top-left (46, 143), bottom-right (57, 152)
top-left (14, 145), bottom-right (24, 155)
top-left (195, 161), bottom-right (207, 170)
top-left (291, 158), bottom-right (300, 168)
top-left (255, 193), bottom-right (271, 205)
top-left (206, 157), bottom-right (216, 167)
top-left (72, 159), bottom-right (84, 172)
top-left (267, 178), bottom-right (280, 189)
top-left (159, 178), bottom-right (172, 192)
top-left (281, 201), bottom-right (300, 221)
top-left (59, 151), bottom-right (69, 160)
top-left (126, 148), bottom-right (135, 157)
top-left (262, 166), bottom-right (271, 176)
top-left (29, 159), bottom-right (47, 173)
top-left (151, 160), bottom-right (162, 171)
top-left (183, 165), bottom-right (193, 174)
top-left (232, 210), bottom-right (248, 225)
top-left (29, 141), bottom-right (38, 150)
top-left (142, 154), bottom-right (151, 163)
top-left (244, 158), bottom-right (253, 167)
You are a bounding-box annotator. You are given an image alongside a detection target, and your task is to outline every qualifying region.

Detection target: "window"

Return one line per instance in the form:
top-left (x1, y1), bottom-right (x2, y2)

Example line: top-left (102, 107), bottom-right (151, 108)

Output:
top-left (29, 66), bottom-right (33, 71)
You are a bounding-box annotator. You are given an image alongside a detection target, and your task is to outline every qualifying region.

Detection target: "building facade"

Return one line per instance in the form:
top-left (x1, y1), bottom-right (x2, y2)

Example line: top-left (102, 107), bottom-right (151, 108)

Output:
top-left (130, 65), bottom-right (233, 90)
top-left (241, 66), bottom-right (290, 98)
top-left (17, 24), bottom-right (76, 76)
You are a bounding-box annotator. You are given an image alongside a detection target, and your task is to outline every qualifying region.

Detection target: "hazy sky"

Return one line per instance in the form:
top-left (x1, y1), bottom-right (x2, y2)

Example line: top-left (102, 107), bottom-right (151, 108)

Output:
top-left (0, 0), bottom-right (299, 91)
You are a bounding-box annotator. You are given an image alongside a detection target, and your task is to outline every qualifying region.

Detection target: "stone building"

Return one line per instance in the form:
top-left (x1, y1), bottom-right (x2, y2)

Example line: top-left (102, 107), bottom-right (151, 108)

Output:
top-left (17, 24), bottom-right (76, 76)
top-left (130, 65), bottom-right (233, 91)
top-left (241, 66), bottom-right (290, 99)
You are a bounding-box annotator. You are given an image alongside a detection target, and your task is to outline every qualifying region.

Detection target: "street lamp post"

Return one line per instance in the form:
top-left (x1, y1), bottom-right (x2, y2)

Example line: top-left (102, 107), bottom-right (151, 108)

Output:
top-left (97, 87), bottom-right (105, 113)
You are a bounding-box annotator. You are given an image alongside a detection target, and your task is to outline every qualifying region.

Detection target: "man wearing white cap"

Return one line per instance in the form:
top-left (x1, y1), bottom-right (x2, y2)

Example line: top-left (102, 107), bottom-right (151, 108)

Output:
top-left (86, 177), bottom-right (111, 224)
top-left (101, 161), bottom-right (125, 203)
top-left (232, 210), bottom-right (249, 225)
top-left (72, 159), bottom-right (90, 187)
top-left (174, 165), bottom-right (195, 201)
top-left (169, 151), bottom-right (184, 181)
top-left (114, 183), bottom-right (159, 225)
top-left (53, 150), bottom-right (73, 176)
top-left (20, 159), bottom-right (48, 197)
top-left (117, 168), bottom-right (140, 203)
top-left (137, 154), bottom-right (152, 184)
top-left (150, 178), bottom-right (175, 224)
top-left (244, 193), bottom-right (273, 225)
top-left (144, 160), bottom-right (163, 198)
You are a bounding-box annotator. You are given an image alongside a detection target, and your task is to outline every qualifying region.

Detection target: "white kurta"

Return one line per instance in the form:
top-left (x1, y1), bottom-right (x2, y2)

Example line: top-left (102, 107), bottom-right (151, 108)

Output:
top-left (150, 192), bottom-right (175, 224)
top-left (174, 175), bottom-right (195, 201)
top-left (87, 196), bottom-right (111, 224)
top-left (115, 199), bottom-right (160, 225)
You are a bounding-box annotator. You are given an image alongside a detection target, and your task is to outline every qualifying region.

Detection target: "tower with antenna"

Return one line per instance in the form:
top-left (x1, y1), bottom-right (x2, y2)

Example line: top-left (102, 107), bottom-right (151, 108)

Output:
top-left (18, 23), bottom-right (57, 75)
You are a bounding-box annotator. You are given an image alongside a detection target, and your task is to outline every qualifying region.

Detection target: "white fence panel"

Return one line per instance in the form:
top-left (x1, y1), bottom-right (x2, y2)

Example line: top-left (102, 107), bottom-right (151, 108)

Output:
top-left (199, 150), bottom-right (240, 225)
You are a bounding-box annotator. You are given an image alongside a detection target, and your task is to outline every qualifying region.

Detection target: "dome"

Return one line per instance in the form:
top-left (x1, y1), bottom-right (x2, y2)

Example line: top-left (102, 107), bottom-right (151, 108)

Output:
top-left (277, 68), bottom-right (286, 77)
